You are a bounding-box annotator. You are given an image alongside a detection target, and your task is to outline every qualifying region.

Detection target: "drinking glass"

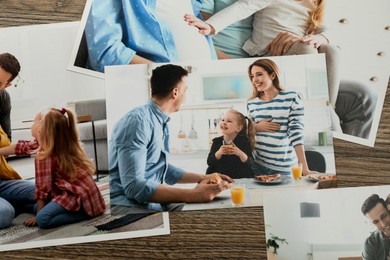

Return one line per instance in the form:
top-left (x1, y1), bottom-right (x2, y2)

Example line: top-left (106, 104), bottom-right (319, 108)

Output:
top-left (222, 139), bottom-right (233, 147)
top-left (230, 184), bottom-right (246, 206)
top-left (291, 163), bottom-right (303, 180)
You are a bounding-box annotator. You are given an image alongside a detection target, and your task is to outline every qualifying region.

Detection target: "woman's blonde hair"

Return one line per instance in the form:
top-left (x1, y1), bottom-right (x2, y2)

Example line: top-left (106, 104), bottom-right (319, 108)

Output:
top-left (247, 58), bottom-right (284, 100)
top-left (228, 109), bottom-right (256, 151)
top-left (37, 108), bottom-right (95, 181)
top-left (307, 0), bottom-right (325, 34)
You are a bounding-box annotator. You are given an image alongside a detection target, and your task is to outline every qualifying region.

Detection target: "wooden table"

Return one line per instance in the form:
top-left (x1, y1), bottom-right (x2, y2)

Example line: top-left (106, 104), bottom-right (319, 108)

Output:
top-left (1, 1), bottom-right (389, 258)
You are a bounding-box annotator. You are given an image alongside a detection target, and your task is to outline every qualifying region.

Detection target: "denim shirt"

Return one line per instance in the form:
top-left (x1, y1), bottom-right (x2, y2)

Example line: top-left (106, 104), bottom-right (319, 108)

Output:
top-left (109, 100), bottom-right (185, 211)
top-left (85, 0), bottom-right (217, 72)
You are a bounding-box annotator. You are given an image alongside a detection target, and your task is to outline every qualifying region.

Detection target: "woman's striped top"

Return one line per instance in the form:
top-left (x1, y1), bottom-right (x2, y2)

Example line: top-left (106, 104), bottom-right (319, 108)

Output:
top-left (247, 91), bottom-right (304, 172)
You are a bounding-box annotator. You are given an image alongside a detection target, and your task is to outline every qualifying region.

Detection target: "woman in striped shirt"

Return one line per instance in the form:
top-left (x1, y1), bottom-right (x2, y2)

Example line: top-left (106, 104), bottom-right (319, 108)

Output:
top-left (247, 58), bottom-right (317, 176)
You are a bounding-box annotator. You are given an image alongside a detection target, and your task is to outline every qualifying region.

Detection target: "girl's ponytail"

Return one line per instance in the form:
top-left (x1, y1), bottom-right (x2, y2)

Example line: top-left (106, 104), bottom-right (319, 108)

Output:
top-left (245, 117), bottom-right (256, 151)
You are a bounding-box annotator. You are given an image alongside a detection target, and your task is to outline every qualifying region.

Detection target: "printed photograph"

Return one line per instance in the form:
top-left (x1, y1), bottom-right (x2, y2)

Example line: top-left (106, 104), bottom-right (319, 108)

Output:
top-left (69, 0), bottom-right (390, 147)
top-left (0, 22), bottom-right (169, 252)
top-left (262, 185), bottom-right (390, 259)
top-left (105, 55), bottom-right (337, 212)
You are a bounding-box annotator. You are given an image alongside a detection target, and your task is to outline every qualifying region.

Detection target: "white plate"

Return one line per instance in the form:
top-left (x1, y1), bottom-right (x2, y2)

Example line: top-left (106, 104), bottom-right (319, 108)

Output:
top-left (253, 175), bottom-right (292, 185)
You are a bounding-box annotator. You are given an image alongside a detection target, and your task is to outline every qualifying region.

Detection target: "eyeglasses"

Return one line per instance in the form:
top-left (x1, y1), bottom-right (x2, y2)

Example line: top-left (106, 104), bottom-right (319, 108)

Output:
top-left (13, 75), bottom-right (24, 88)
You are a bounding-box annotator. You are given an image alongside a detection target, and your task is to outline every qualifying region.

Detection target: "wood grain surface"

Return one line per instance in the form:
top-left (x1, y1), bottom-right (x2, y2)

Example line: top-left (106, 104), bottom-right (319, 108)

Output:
top-left (1, 0), bottom-right (389, 258)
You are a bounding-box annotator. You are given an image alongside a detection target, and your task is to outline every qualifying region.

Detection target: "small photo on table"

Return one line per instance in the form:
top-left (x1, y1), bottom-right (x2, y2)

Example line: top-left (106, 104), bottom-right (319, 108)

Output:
top-left (262, 185), bottom-right (390, 259)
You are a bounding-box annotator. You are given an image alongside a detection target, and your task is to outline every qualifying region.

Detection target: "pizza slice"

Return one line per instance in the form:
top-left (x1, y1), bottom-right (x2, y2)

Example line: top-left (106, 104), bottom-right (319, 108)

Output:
top-left (254, 173), bottom-right (281, 182)
top-left (317, 174), bottom-right (337, 181)
top-left (209, 173), bottom-right (223, 184)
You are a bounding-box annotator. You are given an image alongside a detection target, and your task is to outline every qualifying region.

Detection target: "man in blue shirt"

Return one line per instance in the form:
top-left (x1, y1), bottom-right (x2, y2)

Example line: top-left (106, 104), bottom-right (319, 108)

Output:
top-left (361, 194), bottom-right (390, 260)
top-left (109, 64), bottom-right (232, 212)
top-left (85, 0), bottom-right (217, 73)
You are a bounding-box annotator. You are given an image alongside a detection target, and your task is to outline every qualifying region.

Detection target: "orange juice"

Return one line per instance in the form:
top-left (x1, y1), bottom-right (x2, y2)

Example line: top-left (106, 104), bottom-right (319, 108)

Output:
top-left (231, 185), bottom-right (245, 206)
top-left (292, 164), bottom-right (302, 179)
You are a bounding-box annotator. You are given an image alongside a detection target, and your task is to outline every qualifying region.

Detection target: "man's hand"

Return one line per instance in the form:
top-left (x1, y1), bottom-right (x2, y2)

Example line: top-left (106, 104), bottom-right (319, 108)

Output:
top-left (203, 172), bottom-right (234, 184)
top-left (193, 179), bottom-right (231, 202)
top-left (184, 14), bottom-right (215, 35)
top-left (217, 173), bottom-right (234, 184)
top-left (266, 32), bottom-right (302, 56)
top-left (255, 118), bottom-right (281, 133)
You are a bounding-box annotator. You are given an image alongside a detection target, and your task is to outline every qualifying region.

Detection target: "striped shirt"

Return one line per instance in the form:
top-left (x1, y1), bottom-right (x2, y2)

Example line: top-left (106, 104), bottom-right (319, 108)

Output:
top-left (247, 91), bottom-right (304, 173)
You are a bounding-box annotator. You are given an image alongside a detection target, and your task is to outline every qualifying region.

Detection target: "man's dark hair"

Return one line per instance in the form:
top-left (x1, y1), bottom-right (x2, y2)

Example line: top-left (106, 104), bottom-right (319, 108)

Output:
top-left (150, 64), bottom-right (188, 98)
top-left (0, 53), bottom-right (21, 82)
top-left (361, 194), bottom-right (386, 215)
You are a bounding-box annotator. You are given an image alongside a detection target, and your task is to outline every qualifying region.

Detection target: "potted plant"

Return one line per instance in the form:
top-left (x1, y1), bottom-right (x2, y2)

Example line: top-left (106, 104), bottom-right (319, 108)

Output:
top-left (266, 233), bottom-right (288, 259)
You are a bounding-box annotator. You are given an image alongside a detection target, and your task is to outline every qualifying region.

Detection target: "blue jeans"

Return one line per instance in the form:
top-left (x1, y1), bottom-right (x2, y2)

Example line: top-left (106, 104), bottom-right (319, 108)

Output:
top-left (251, 160), bottom-right (291, 176)
top-left (0, 197), bottom-right (15, 229)
top-left (0, 180), bottom-right (35, 216)
top-left (36, 201), bottom-right (91, 229)
top-left (336, 79), bottom-right (377, 139)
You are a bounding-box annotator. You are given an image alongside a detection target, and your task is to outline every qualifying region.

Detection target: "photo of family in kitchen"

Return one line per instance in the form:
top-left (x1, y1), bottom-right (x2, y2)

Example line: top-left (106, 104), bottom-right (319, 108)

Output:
top-left (105, 55), bottom-right (337, 213)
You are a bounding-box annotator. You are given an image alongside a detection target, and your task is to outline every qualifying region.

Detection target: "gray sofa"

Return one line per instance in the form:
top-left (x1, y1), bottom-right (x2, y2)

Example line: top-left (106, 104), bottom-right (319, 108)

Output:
top-left (70, 99), bottom-right (108, 175)
top-left (336, 79), bottom-right (377, 139)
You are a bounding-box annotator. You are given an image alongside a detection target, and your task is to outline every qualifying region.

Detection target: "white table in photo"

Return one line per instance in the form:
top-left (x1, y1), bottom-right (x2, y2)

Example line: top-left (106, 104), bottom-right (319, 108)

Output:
top-left (175, 177), bottom-right (319, 211)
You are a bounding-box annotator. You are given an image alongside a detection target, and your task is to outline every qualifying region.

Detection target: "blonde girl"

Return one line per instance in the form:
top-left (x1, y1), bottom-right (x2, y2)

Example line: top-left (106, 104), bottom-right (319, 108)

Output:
top-left (15, 108), bottom-right (106, 229)
top-left (206, 109), bottom-right (256, 179)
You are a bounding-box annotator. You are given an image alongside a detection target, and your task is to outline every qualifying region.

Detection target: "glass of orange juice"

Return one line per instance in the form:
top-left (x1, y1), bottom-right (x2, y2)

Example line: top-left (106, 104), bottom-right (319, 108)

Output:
top-left (230, 184), bottom-right (246, 206)
top-left (291, 163), bottom-right (303, 180)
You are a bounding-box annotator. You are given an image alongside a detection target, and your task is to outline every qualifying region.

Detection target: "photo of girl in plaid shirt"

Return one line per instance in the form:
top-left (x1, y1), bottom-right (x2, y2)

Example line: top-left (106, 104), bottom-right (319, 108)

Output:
top-left (15, 108), bottom-right (106, 229)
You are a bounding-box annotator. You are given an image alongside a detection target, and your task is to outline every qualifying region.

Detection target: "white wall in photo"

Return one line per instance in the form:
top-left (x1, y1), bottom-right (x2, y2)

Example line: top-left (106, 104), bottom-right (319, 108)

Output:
top-left (0, 22), bottom-right (105, 123)
top-left (106, 55), bottom-right (336, 174)
top-left (263, 185), bottom-right (390, 259)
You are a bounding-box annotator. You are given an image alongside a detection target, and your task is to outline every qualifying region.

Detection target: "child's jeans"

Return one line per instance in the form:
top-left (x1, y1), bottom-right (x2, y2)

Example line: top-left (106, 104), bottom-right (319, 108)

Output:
top-left (35, 201), bottom-right (90, 229)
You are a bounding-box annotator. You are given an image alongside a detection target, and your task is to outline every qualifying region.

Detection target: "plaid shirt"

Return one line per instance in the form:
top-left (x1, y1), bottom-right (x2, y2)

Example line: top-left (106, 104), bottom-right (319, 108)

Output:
top-left (15, 140), bottom-right (106, 217)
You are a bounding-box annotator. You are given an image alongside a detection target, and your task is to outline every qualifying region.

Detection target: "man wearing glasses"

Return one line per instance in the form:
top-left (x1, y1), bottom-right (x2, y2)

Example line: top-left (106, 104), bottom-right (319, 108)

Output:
top-left (0, 52), bottom-right (21, 141)
top-left (0, 52), bottom-right (35, 230)
top-left (361, 194), bottom-right (390, 260)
